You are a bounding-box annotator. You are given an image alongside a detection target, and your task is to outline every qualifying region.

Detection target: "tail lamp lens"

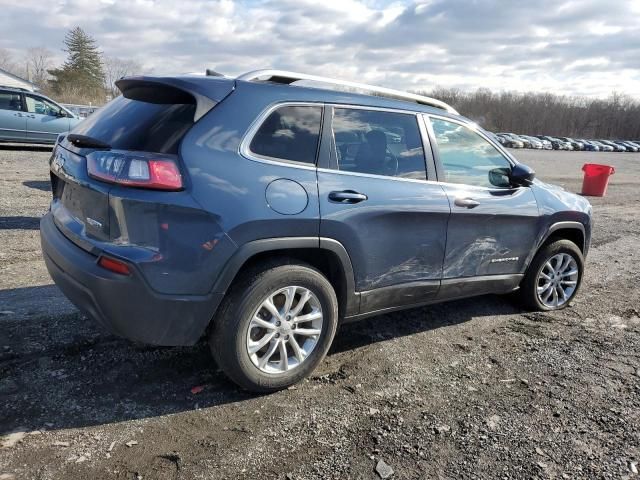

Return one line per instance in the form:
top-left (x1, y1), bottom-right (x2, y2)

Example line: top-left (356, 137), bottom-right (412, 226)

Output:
top-left (87, 151), bottom-right (183, 191)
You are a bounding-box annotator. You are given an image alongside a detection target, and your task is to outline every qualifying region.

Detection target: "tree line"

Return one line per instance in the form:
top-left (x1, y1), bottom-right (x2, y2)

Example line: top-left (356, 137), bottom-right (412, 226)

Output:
top-left (419, 88), bottom-right (640, 140)
top-left (0, 27), bottom-right (141, 105)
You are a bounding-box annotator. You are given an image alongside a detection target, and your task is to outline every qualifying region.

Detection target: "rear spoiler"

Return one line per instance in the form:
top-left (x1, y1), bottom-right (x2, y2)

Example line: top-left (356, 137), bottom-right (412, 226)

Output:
top-left (115, 76), bottom-right (235, 122)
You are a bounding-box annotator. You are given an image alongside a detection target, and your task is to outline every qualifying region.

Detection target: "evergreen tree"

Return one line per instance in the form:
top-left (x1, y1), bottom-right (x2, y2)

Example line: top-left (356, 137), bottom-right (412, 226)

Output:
top-left (48, 27), bottom-right (105, 103)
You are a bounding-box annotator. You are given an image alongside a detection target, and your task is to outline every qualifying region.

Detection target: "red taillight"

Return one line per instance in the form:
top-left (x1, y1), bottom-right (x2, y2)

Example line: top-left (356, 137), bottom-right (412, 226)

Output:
top-left (87, 152), bottom-right (183, 191)
top-left (98, 256), bottom-right (131, 275)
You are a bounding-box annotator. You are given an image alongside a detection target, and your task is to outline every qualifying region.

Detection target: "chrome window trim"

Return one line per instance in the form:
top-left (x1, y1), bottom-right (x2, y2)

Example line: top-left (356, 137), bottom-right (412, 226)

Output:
top-left (317, 167), bottom-right (435, 185)
top-left (240, 101), bottom-right (435, 172)
top-left (240, 102), bottom-right (528, 193)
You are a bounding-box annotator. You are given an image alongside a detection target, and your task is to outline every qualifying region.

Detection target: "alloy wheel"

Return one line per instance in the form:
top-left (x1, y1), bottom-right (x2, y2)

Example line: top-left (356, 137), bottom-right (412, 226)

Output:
top-left (536, 253), bottom-right (579, 308)
top-left (246, 286), bottom-right (323, 374)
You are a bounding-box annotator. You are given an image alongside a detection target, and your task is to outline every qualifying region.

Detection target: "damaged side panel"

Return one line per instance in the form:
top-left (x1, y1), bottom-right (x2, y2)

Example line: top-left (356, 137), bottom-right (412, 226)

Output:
top-left (107, 187), bottom-right (236, 296)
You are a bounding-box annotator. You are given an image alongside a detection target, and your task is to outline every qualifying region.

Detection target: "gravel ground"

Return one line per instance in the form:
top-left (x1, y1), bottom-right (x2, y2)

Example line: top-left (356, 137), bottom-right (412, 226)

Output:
top-left (1, 146), bottom-right (639, 479)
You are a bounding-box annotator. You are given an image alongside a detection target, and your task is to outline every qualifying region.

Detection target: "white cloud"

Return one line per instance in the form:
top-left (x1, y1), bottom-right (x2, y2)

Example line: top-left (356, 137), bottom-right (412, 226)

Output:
top-left (0, 0), bottom-right (638, 98)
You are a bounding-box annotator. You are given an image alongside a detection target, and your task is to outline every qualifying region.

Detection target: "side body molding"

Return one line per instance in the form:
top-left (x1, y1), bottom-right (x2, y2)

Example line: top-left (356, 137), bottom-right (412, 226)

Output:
top-left (211, 237), bottom-right (359, 316)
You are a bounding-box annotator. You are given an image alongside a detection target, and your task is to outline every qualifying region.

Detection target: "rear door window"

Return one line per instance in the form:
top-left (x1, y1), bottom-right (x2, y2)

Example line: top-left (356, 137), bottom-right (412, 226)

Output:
top-left (249, 105), bottom-right (322, 165)
top-left (71, 95), bottom-right (196, 154)
top-left (332, 108), bottom-right (426, 180)
top-left (0, 91), bottom-right (23, 111)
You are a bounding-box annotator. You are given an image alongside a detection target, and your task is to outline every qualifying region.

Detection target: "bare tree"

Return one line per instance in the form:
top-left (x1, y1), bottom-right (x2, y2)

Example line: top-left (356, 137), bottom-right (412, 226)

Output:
top-left (26, 47), bottom-right (54, 89)
top-left (0, 48), bottom-right (20, 76)
top-left (103, 56), bottom-right (142, 98)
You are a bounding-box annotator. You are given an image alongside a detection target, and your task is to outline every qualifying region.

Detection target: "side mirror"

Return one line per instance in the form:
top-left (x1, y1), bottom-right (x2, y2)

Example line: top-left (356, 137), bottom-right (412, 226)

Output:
top-left (509, 163), bottom-right (535, 186)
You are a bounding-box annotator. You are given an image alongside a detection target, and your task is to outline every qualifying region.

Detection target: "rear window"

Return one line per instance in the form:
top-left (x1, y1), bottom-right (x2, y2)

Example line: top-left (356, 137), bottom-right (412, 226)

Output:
top-left (70, 95), bottom-right (196, 154)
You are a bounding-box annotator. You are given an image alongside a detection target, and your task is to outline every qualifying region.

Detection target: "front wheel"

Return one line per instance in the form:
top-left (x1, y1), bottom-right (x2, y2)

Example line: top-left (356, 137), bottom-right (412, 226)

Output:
top-left (209, 261), bottom-right (338, 393)
top-left (519, 239), bottom-right (584, 311)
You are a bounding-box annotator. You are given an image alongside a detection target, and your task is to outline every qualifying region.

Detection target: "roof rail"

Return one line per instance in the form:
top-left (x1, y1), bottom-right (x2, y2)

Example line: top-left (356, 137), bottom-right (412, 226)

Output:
top-left (236, 69), bottom-right (458, 115)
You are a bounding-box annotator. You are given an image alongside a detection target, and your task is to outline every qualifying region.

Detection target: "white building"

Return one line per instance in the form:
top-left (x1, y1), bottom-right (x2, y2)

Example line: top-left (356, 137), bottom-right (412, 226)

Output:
top-left (0, 67), bottom-right (38, 92)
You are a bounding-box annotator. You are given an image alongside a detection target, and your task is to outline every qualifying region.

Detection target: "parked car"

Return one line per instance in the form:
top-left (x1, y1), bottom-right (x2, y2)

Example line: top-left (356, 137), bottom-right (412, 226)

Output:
top-left (61, 103), bottom-right (100, 119)
top-left (589, 140), bottom-right (614, 152)
top-left (497, 133), bottom-right (524, 148)
top-left (557, 137), bottom-right (584, 151)
top-left (535, 137), bottom-right (553, 150)
top-left (599, 140), bottom-right (626, 152)
top-left (576, 139), bottom-right (599, 151)
top-left (618, 141), bottom-right (638, 152)
top-left (486, 132), bottom-right (504, 145)
top-left (557, 138), bottom-right (574, 150)
top-left (518, 135), bottom-right (544, 149)
top-left (537, 135), bottom-right (569, 150)
top-left (40, 69), bottom-right (592, 392)
top-left (513, 134), bottom-right (532, 149)
top-left (0, 86), bottom-right (81, 143)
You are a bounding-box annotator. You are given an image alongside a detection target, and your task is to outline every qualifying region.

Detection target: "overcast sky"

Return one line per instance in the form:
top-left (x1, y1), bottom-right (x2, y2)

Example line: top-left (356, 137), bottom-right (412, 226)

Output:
top-left (1, 0), bottom-right (639, 98)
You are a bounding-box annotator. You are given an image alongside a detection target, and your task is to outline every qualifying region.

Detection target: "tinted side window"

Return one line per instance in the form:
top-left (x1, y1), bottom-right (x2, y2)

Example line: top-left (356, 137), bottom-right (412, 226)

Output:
top-left (430, 118), bottom-right (512, 188)
top-left (0, 91), bottom-right (23, 111)
top-left (249, 106), bottom-right (322, 164)
top-left (333, 108), bottom-right (426, 180)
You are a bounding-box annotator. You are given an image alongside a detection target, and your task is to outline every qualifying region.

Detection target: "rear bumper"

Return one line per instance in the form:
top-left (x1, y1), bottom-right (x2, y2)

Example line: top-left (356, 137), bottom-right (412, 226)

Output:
top-left (40, 212), bottom-right (223, 346)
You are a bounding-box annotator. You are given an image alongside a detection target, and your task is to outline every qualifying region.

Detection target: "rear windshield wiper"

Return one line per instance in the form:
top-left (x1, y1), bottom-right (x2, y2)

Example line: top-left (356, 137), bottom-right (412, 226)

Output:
top-left (67, 134), bottom-right (111, 150)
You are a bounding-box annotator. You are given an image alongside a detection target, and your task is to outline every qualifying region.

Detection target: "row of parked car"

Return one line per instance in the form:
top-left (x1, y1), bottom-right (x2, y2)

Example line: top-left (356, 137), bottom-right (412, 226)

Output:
top-left (491, 132), bottom-right (640, 152)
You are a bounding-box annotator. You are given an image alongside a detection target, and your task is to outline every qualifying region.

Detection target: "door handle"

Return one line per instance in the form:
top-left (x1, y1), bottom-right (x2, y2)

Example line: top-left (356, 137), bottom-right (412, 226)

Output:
top-left (328, 190), bottom-right (368, 204)
top-left (454, 197), bottom-right (480, 208)
top-left (13, 113), bottom-right (23, 117)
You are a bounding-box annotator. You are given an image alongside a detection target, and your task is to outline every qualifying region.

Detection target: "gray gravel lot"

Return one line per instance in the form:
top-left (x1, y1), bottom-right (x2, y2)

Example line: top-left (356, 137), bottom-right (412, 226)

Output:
top-left (1, 146), bottom-right (639, 479)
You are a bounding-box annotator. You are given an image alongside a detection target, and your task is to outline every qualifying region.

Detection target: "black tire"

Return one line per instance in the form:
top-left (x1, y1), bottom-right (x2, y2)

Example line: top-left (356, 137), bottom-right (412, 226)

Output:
top-left (518, 239), bottom-right (584, 311)
top-left (209, 260), bottom-right (338, 393)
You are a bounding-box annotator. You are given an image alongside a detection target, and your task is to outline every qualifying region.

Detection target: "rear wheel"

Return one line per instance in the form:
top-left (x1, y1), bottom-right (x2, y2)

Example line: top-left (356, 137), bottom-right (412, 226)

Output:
top-left (209, 261), bottom-right (338, 392)
top-left (519, 239), bottom-right (584, 311)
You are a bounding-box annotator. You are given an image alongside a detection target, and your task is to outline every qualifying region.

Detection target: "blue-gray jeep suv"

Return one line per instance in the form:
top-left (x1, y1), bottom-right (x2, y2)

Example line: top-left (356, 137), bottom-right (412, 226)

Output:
top-left (40, 70), bottom-right (592, 392)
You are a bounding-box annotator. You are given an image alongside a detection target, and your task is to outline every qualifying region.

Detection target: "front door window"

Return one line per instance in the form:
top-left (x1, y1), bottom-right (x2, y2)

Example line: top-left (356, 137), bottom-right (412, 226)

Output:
top-left (430, 118), bottom-right (512, 188)
top-left (25, 95), bottom-right (63, 117)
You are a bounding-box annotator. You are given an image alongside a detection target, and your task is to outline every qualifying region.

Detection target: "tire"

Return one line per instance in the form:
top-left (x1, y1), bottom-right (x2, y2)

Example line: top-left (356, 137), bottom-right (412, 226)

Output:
top-left (518, 239), bottom-right (584, 311)
top-left (209, 260), bottom-right (339, 393)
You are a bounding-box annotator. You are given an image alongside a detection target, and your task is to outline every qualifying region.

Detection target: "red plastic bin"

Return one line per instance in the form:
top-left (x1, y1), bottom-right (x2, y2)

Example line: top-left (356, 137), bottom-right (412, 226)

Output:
top-left (581, 163), bottom-right (615, 197)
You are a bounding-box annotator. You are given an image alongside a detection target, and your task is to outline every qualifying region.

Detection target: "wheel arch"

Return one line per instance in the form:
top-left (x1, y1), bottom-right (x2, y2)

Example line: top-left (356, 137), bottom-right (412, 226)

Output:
top-left (542, 222), bottom-right (586, 253)
top-left (211, 237), bottom-right (359, 318)
top-left (523, 221), bottom-right (586, 274)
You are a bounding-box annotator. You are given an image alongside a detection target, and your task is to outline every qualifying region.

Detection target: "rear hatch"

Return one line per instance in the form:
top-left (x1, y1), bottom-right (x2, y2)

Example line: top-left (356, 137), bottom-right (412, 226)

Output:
top-left (49, 76), bottom-right (234, 250)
